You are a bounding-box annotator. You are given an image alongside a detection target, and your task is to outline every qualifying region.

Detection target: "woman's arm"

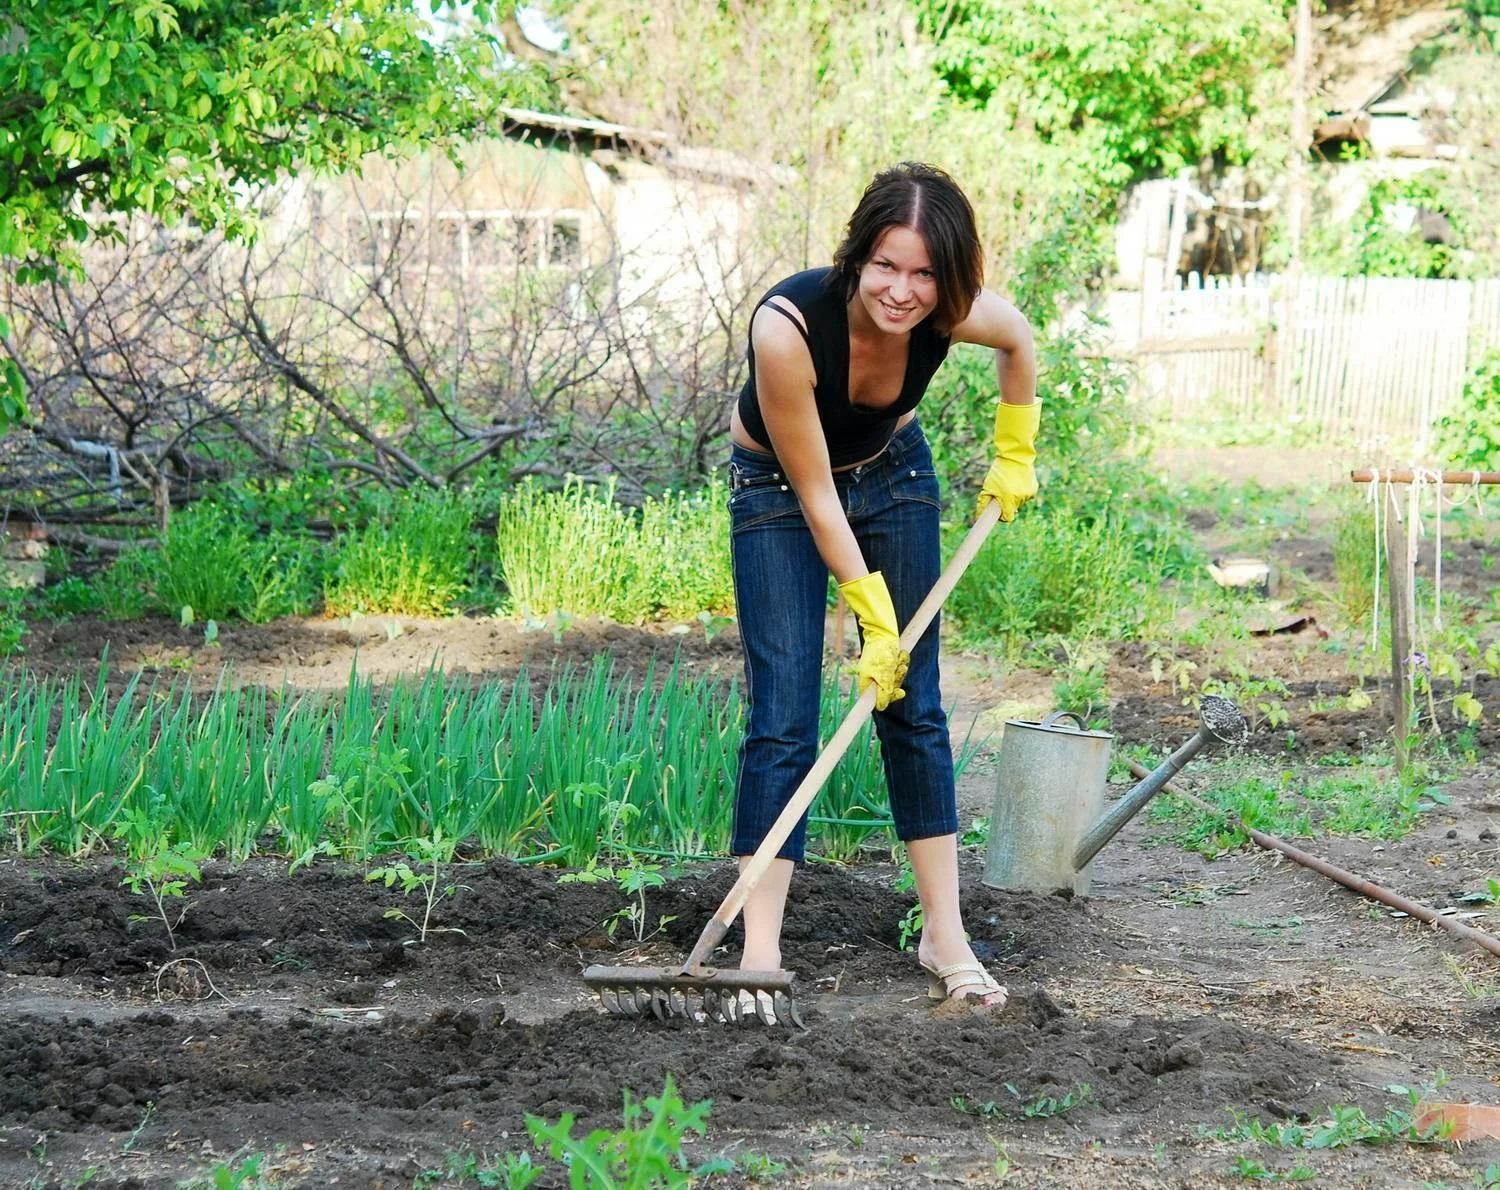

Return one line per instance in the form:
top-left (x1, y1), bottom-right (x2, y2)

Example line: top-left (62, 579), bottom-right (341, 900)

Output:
top-left (949, 288), bottom-right (1037, 406)
top-left (751, 304), bottom-right (870, 583)
top-left (950, 289), bottom-right (1041, 521)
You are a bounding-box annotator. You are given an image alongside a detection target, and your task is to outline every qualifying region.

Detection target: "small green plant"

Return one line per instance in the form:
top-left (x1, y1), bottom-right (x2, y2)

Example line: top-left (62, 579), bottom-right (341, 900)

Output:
top-left (121, 842), bottom-right (204, 951)
top-left (1331, 492), bottom-right (1378, 625)
top-left (1206, 1075), bottom-right (1453, 1152)
top-left (1458, 878), bottom-right (1500, 906)
top-left (1436, 349), bottom-right (1500, 471)
top-left (525, 1075), bottom-right (714, 1189)
top-left (0, 591), bottom-right (24, 656)
top-left (893, 853), bottom-right (923, 952)
top-left (366, 833), bottom-right (469, 945)
top-left (1229, 1156), bottom-right (1316, 1182)
top-left (1050, 639), bottom-right (1110, 728)
top-left (559, 859), bottom-right (679, 944)
top-left (738, 1151), bottom-right (788, 1182)
top-left (1004, 1081), bottom-right (1094, 1119)
top-left (415, 1150), bottom-right (543, 1189)
top-left (951, 1095), bottom-right (1005, 1119)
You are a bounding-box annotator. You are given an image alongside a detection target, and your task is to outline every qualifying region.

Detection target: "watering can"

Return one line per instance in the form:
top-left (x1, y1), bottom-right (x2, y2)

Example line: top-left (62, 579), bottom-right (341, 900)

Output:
top-left (983, 696), bottom-right (1249, 896)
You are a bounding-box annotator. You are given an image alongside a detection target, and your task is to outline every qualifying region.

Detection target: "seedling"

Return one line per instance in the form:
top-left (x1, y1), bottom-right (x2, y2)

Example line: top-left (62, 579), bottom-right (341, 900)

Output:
top-left (559, 859), bottom-right (678, 944)
top-left (1005, 1081), bottom-right (1094, 1119)
top-left (366, 833), bottom-right (468, 945)
top-left (892, 854), bottom-right (923, 952)
top-left (526, 1075), bottom-right (714, 1186)
top-left (1457, 878), bottom-right (1500, 906)
top-left (121, 844), bottom-right (204, 951)
top-left (951, 1096), bottom-right (1004, 1118)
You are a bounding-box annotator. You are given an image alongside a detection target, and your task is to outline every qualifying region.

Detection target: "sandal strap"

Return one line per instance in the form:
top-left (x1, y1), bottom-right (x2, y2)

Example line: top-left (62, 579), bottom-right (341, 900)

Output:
top-left (930, 961), bottom-right (1003, 996)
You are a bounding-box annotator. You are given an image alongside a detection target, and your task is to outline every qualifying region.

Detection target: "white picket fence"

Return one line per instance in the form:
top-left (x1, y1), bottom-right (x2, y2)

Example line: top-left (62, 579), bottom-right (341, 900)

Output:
top-left (1104, 274), bottom-right (1500, 446)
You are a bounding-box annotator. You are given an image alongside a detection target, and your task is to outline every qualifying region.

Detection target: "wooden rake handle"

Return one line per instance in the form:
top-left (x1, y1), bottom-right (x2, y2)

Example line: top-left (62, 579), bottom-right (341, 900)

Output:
top-left (681, 501), bottom-right (1003, 972)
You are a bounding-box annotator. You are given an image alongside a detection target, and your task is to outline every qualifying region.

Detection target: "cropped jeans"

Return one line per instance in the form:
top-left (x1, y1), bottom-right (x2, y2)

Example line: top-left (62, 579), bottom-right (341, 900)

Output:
top-left (728, 419), bottom-right (957, 862)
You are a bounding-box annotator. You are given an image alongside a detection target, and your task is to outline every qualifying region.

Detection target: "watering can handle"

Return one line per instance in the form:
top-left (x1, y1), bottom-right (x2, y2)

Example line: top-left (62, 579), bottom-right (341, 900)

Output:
top-left (1039, 710), bottom-right (1088, 731)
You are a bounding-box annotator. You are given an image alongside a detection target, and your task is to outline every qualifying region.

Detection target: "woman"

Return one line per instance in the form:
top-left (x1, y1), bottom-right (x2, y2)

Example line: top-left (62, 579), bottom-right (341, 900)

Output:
top-left (727, 162), bottom-right (1039, 1011)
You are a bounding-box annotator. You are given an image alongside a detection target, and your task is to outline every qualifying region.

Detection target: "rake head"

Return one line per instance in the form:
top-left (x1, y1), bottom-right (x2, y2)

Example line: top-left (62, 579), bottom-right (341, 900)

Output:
top-left (582, 964), bottom-right (807, 1028)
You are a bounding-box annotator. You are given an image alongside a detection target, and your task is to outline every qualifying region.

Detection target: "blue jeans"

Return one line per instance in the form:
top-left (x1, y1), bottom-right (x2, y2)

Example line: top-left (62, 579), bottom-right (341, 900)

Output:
top-left (728, 419), bottom-right (957, 862)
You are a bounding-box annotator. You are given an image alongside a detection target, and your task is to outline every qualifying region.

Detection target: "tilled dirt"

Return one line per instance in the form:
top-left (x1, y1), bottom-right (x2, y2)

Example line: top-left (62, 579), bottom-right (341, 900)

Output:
top-left (4, 503), bottom-right (1500, 1186)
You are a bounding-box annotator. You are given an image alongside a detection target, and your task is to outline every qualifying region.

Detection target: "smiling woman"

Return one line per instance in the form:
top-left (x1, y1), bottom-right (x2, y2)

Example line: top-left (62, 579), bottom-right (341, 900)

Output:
top-left (724, 162), bottom-right (1040, 1014)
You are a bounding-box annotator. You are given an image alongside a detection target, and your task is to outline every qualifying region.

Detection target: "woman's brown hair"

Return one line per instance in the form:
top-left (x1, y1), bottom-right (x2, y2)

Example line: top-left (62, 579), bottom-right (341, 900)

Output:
top-left (830, 162), bottom-right (983, 335)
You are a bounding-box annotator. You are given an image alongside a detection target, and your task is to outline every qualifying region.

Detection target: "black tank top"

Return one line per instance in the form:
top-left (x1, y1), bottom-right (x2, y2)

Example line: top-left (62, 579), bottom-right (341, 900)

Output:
top-left (736, 267), bottom-right (951, 468)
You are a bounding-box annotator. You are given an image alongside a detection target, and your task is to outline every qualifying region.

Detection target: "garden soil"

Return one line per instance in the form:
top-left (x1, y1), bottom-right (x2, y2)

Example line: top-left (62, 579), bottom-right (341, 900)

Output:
top-left (4, 475), bottom-right (1500, 1186)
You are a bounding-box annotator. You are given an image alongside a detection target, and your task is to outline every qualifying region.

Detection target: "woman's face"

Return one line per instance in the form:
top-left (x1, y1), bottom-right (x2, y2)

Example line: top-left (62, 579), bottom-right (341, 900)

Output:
top-left (855, 225), bottom-right (938, 334)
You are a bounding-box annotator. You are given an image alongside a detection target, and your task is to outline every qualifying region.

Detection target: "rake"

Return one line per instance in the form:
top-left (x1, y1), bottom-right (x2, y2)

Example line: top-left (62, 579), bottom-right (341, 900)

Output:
top-left (582, 502), bottom-right (1003, 1027)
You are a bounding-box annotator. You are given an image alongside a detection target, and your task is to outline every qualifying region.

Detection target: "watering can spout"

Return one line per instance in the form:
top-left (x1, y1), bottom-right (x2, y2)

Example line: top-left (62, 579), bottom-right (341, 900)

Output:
top-left (983, 697), bottom-right (1248, 896)
top-left (1071, 695), bottom-right (1249, 869)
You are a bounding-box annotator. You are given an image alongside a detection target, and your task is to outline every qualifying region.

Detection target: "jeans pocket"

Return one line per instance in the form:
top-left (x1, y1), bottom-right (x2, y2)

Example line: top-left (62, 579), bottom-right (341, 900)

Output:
top-left (891, 465), bottom-right (943, 511)
top-left (730, 478), bottom-right (804, 532)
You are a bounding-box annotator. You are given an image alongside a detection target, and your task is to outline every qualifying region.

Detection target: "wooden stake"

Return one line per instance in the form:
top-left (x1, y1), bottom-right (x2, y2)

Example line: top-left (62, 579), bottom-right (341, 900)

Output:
top-left (1383, 487), bottom-right (1416, 773)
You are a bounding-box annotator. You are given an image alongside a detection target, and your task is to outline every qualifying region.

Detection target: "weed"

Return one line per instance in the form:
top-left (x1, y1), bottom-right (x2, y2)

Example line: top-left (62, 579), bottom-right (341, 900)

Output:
top-left (120, 842), bottom-right (204, 951)
top-left (526, 1075), bottom-right (714, 1188)
top-left (951, 1096), bottom-right (1004, 1118)
top-left (893, 853), bottom-right (922, 952)
top-left (1050, 639), bottom-right (1110, 728)
top-left (415, 1150), bottom-right (542, 1188)
top-left (1148, 763), bottom-right (1430, 857)
top-left (367, 834), bottom-right (469, 945)
top-left (1004, 1082), bottom-right (1094, 1118)
top-left (0, 590), bottom-right (24, 655)
top-left (1229, 1156), bottom-right (1316, 1181)
top-left (738, 1151), bottom-right (788, 1181)
top-left (1457, 878), bottom-right (1500, 906)
top-left (1206, 1076), bottom-right (1452, 1153)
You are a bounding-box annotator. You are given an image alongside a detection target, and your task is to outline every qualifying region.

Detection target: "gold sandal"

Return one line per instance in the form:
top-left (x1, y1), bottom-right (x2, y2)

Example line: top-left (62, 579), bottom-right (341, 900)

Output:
top-left (920, 959), bottom-right (1008, 1007)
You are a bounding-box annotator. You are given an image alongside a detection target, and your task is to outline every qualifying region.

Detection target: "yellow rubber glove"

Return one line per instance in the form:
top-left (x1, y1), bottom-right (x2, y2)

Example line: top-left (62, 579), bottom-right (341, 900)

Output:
top-left (838, 571), bottom-right (909, 711)
top-left (976, 401), bottom-right (1040, 522)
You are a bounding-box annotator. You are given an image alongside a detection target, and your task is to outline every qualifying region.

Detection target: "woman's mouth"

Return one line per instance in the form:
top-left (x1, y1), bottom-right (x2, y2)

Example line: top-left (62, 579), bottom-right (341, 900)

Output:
top-left (881, 301), bottom-right (915, 320)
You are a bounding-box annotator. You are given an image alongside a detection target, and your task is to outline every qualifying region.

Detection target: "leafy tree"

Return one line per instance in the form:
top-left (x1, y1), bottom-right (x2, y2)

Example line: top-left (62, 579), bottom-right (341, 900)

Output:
top-left (0, 0), bottom-right (550, 430)
top-left (912, 0), bottom-right (1288, 187)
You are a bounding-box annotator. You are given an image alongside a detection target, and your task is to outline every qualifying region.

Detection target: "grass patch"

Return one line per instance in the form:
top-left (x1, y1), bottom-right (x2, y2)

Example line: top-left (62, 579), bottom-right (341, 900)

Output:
top-left (1148, 764), bottom-right (1434, 857)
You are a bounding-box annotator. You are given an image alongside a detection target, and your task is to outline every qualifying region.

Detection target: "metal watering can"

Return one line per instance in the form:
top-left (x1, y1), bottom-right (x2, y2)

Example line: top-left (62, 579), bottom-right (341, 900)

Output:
top-left (983, 696), bottom-right (1249, 896)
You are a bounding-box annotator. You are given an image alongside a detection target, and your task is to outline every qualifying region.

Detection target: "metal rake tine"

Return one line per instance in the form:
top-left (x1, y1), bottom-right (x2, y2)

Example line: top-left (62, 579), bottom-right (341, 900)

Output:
top-left (632, 987), bottom-right (654, 1017)
top-left (752, 990), bottom-right (776, 1026)
top-left (599, 986), bottom-right (625, 1016)
top-left (617, 986), bottom-right (641, 1017)
top-left (701, 988), bottom-right (726, 1023)
top-left (786, 994), bottom-right (806, 1030)
top-left (648, 989), bottom-right (669, 1020)
top-left (773, 991), bottom-right (795, 1026)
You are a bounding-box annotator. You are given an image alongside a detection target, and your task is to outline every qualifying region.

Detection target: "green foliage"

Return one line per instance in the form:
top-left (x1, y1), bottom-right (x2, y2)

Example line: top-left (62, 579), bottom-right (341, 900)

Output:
top-left (1331, 493), bottom-right (1378, 625)
top-left (0, 313), bottom-right (26, 432)
top-left (0, 590), bottom-right (25, 655)
top-left (1207, 1077), bottom-right (1452, 1152)
top-left (914, 0), bottom-right (1288, 186)
top-left (0, 0), bottom-right (550, 276)
top-left (525, 1076), bottom-right (713, 1190)
top-left (1436, 350), bottom-right (1500, 471)
top-left (1005, 1081), bottom-right (1095, 1119)
top-left (558, 858), bottom-right (678, 943)
top-left (497, 477), bottom-right (732, 623)
top-left (120, 839), bottom-right (204, 951)
top-left (367, 832), bottom-right (469, 945)
top-left (1305, 175), bottom-right (1468, 279)
top-left (1149, 765), bottom-right (1432, 857)
top-left (325, 486), bottom-right (472, 617)
top-left (944, 484), bottom-right (1185, 650)
top-left (1049, 640), bottom-right (1111, 729)
top-left (98, 502), bottom-right (324, 623)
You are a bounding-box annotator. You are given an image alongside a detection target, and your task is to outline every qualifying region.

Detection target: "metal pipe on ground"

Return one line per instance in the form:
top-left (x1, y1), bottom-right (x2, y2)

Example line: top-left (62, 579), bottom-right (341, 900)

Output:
top-left (1126, 760), bottom-right (1500, 962)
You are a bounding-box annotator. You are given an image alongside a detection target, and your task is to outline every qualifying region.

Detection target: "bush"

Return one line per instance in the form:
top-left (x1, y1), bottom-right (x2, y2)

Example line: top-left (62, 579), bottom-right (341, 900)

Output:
top-left (0, 591), bottom-right (25, 655)
top-left (324, 486), bottom-right (472, 617)
top-left (1436, 350), bottom-right (1500, 471)
top-left (498, 477), bottom-right (733, 622)
top-left (96, 503), bottom-right (324, 623)
top-left (944, 481), bottom-right (1185, 649)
